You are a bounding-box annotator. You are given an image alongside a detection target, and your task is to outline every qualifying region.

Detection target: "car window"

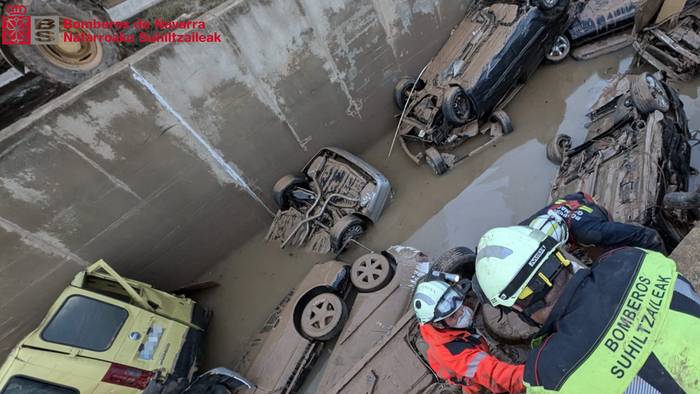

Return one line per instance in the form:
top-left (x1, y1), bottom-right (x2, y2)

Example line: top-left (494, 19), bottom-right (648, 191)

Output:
top-left (41, 295), bottom-right (128, 352)
top-left (1, 376), bottom-right (77, 394)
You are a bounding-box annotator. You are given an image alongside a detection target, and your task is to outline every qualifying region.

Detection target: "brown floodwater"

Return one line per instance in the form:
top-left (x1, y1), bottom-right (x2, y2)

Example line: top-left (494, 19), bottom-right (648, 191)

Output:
top-left (193, 48), bottom-right (700, 390)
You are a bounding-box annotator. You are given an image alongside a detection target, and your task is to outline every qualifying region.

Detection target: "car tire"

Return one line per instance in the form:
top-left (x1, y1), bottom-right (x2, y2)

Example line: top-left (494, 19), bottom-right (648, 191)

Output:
top-left (394, 77), bottom-right (423, 110)
top-left (546, 35), bottom-right (571, 63)
top-left (350, 253), bottom-right (395, 292)
top-left (490, 110), bottom-right (514, 135)
top-left (330, 214), bottom-right (366, 252)
top-left (425, 147), bottom-right (449, 176)
top-left (442, 86), bottom-right (471, 125)
top-left (298, 292), bottom-right (349, 342)
top-left (631, 73), bottom-right (671, 114)
top-left (3, 0), bottom-right (121, 86)
top-left (546, 134), bottom-right (572, 164)
top-left (432, 247), bottom-right (476, 278)
top-left (272, 174), bottom-right (309, 209)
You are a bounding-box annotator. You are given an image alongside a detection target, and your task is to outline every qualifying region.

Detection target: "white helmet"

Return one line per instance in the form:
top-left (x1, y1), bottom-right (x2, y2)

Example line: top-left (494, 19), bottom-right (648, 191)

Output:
top-left (529, 210), bottom-right (568, 243)
top-left (474, 226), bottom-right (564, 308)
top-left (413, 280), bottom-right (466, 324)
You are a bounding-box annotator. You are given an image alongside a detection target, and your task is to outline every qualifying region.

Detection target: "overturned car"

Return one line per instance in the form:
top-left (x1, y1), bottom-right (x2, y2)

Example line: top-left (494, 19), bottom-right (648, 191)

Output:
top-left (266, 148), bottom-right (391, 254)
top-left (392, 0), bottom-right (571, 175)
top-left (633, 0), bottom-right (700, 80)
top-left (548, 72), bottom-right (694, 249)
top-left (238, 248), bottom-right (411, 394)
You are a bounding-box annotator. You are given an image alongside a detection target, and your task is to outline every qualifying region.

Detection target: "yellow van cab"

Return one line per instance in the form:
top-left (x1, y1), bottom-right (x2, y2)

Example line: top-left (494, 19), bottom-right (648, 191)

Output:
top-left (0, 260), bottom-right (252, 393)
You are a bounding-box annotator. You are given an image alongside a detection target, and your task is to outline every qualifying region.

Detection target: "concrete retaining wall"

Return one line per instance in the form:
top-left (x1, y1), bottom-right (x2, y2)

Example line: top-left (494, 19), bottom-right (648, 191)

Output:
top-left (0, 0), bottom-right (469, 355)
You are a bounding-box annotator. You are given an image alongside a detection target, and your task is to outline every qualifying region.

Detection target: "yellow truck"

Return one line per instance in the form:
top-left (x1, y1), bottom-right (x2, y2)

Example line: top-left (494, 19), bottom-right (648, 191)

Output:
top-left (0, 260), bottom-right (251, 393)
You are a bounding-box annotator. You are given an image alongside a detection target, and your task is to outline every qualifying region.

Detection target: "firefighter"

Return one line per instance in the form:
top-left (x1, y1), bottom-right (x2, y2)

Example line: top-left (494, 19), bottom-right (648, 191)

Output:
top-left (413, 279), bottom-right (525, 393)
top-left (473, 225), bottom-right (700, 393)
top-left (522, 192), bottom-right (666, 253)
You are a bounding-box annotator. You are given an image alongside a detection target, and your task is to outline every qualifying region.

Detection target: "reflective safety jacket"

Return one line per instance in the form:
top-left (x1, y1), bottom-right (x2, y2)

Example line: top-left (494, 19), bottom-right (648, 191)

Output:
top-left (524, 247), bottom-right (700, 393)
top-left (525, 192), bottom-right (665, 253)
top-left (420, 323), bottom-right (525, 393)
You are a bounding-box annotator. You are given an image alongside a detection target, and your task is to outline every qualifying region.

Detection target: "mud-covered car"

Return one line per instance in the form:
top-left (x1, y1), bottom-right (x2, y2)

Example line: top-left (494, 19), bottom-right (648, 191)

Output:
top-left (239, 250), bottom-right (402, 394)
top-left (266, 148), bottom-right (391, 254)
top-left (318, 246), bottom-right (529, 394)
top-left (633, 0), bottom-right (700, 80)
top-left (547, 72), bottom-right (694, 249)
top-left (564, 0), bottom-right (637, 60)
top-left (392, 0), bottom-right (570, 175)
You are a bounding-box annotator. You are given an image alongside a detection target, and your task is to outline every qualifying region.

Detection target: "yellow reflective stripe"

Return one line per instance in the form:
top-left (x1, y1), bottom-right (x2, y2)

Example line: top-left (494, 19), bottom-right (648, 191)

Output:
top-left (652, 309), bottom-right (700, 392)
top-left (526, 252), bottom-right (677, 393)
top-left (579, 205), bottom-right (594, 213)
top-left (519, 286), bottom-right (534, 300)
top-left (554, 199), bottom-right (567, 204)
top-left (555, 251), bottom-right (570, 267)
top-left (538, 272), bottom-right (553, 287)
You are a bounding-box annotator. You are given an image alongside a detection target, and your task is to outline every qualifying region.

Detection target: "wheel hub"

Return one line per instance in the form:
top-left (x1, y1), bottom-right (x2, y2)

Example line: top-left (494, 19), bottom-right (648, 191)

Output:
top-left (547, 36), bottom-right (569, 60)
top-left (37, 17), bottom-right (103, 71)
top-left (351, 253), bottom-right (391, 290)
top-left (301, 293), bottom-right (343, 337)
top-left (452, 93), bottom-right (469, 118)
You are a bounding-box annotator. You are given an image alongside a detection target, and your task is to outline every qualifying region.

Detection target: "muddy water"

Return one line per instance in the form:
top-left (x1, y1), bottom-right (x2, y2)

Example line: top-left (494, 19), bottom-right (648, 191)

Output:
top-left (196, 48), bottom-right (700, 381)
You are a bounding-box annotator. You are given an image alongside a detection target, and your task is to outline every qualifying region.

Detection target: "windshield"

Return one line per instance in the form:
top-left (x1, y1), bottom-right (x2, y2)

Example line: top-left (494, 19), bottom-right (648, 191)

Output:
top-left (41, 295), bottom-right (128, 352)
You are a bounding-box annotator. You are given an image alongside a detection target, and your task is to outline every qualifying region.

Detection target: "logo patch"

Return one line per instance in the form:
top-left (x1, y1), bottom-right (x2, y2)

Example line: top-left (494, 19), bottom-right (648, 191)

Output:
top-left (1, 6), bottom-right (59, 45)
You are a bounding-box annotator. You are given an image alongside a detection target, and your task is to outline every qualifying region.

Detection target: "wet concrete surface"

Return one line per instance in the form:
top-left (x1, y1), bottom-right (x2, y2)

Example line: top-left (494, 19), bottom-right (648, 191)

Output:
top-left (193, 48), bottom-right (700, 385)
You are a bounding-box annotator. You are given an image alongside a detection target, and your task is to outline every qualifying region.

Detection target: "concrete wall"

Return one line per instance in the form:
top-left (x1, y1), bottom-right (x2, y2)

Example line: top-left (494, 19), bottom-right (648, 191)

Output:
top-left (0, 0), bottom-right (468, 355)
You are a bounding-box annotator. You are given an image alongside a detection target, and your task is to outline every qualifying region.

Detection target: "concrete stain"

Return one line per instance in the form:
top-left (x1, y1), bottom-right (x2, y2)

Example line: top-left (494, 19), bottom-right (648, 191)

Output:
top-left (53, 137), bottom-right (142, 201)
top-left (299, 0), bottom-right (365, 117)
top-left (130, 65), bottom-right (274, 215)
top-left (0, 216), bottom-right (88, 267)
top-left (52, 85), bottom-right (147, 161)
top-left (218, 6), bottom-right (313, 148)
top-left (0, 170), bottom-right (50, 206)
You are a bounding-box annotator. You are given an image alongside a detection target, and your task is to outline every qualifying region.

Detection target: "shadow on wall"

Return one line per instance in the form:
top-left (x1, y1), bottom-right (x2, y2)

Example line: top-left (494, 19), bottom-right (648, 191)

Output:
top-left (0, 0), bottom-right (470, 357)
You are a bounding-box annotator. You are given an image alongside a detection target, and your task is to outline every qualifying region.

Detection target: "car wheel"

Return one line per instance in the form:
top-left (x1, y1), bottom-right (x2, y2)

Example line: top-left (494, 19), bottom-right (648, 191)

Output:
top-left (490, 110), bottom-right (514, 135)
top-left (272, 174), bottom-right (309, 209)
top-left (425, 147), bottom-right (449, 176)
top-left (394, 77), bottom-right (423, 110)
top-left (350, 253), bottom-right (395, 292)
top-left (432, 247), bottom-right (476, 278)
top-left (3, 0), bottom-right (121, 86)
top-left (631, 73), bottom-right (670, 114)
top-left (546, 134), bottom-right (572, 165)
top-left (299, 292), bottom-right (348, 341)
top-left (546, 35), bottom-right (571, 63)
top-left (330, 214), bottom-right (366, 252)
top-left (442, 86), bottom-right (471, 125)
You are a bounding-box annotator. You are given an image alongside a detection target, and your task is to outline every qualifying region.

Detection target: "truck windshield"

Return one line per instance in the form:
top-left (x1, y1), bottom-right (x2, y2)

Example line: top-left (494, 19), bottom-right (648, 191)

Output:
top-left (41, 295), bottom-right (128, 352)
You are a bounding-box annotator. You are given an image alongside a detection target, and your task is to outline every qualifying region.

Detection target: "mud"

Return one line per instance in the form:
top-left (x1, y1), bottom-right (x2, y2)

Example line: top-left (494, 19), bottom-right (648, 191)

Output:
top-left (190, 47), bottom-right (700, 380)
